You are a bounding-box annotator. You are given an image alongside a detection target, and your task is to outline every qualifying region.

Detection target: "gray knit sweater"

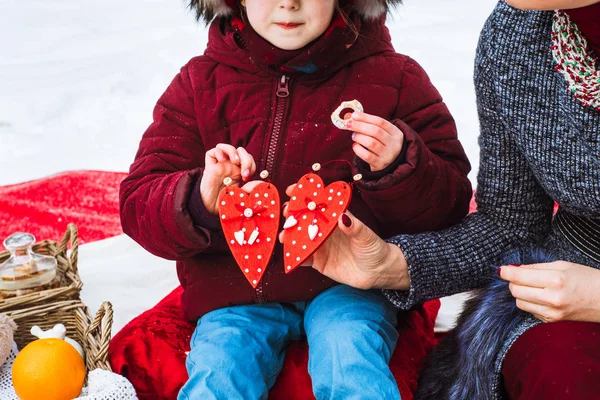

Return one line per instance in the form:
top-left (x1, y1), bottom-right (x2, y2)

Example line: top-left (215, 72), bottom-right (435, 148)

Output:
top-left (384, 1), bottom-right (599, 394)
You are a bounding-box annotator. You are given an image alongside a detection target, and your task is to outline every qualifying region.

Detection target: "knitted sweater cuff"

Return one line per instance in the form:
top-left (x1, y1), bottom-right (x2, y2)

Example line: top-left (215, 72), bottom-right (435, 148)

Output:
top-left (382, 234), bottom-right (422, 309)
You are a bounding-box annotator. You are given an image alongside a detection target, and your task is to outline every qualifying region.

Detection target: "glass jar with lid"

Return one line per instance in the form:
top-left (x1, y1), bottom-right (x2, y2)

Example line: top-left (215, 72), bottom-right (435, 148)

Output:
top-left (0, 232), bottom-right (57, 291)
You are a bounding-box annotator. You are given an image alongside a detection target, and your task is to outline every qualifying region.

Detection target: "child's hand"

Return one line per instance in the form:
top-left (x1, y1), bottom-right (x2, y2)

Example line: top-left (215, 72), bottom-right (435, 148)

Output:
top-left (200, 144), bottom-right (256, 214)
top-left (345, 112), bottom-right (404, 172)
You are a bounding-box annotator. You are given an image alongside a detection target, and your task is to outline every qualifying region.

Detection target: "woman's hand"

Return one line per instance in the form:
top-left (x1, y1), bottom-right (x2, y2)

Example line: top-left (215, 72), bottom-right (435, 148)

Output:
top-left (345, 112), bottom-right (405, 172)
top-left (200, 144), bottom-right (257, 214)
top-left (280, 186), bottom-right (410, 290)
top-left (499, 261), bottom-right (600, 323)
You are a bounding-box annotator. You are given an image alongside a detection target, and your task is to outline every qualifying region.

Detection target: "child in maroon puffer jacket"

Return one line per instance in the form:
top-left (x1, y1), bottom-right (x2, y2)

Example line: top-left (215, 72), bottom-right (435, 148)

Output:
top-left (119, 0), bottom-right (472, 398)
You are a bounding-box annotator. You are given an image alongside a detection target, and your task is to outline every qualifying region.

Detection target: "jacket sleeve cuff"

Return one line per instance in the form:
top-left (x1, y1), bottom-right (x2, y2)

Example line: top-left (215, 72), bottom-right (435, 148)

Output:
top-left (354, 143), bottom-right (408, 181)
top-left (186, 173), bottom-right (223, 231)
top-left (356, 118), bottom-right (426, 192)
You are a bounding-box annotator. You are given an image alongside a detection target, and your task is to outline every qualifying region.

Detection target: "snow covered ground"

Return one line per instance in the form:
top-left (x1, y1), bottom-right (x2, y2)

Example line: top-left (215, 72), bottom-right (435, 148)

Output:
top-left (1, 0), bottom-right (498, 333)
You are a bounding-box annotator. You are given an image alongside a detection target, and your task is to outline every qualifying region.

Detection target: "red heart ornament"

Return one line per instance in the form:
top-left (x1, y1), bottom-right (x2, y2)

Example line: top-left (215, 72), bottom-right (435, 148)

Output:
top-left (218, 183), bottom-right (280, 288)
top-left (282, 173), bottom-right (352, 273)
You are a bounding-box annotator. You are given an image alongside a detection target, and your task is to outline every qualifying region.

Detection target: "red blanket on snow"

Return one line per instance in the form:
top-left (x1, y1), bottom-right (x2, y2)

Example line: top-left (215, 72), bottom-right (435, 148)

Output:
top-left (0, 171), bottom-right (124, 242)
top-left (1, 171), bottom-right (448, 400)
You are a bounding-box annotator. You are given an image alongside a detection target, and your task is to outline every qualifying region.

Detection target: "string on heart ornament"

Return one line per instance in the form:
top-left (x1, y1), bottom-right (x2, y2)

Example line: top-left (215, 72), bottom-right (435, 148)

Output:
top-left (218, 171), bottom-right (280, 288)
top-left (282, 163), bottom-right (362, 274)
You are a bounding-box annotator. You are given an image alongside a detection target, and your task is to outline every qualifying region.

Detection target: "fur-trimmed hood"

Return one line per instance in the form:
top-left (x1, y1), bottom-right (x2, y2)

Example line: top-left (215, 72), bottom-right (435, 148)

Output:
top-left (189, 0), bottom-right (402, 22)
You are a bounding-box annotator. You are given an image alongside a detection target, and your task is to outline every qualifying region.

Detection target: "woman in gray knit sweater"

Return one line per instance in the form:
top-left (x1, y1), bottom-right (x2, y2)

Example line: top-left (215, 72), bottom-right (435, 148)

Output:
top-left (289, 0), bottom-right (600, 398)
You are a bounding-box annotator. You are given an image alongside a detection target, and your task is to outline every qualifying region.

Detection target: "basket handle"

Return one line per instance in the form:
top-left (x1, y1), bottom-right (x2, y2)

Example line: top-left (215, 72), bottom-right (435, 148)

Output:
top-left (86, 301), bottom-right (114, 362)
top-left (88, 301), bottom-right (113, 337)
top-left (59, 223), bottom-right (79, 275)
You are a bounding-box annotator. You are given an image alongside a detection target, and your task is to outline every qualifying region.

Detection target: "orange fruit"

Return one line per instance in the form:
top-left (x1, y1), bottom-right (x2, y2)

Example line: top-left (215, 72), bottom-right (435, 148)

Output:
top-left (12, 338), bottom-right (86, 400)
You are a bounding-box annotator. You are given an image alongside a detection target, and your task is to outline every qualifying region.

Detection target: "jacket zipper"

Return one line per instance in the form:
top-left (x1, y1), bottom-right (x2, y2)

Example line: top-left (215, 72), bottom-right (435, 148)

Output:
top-left (255, 74), bottom-right (290, 304)
top-left (266, 75), bottom-right (290, 173)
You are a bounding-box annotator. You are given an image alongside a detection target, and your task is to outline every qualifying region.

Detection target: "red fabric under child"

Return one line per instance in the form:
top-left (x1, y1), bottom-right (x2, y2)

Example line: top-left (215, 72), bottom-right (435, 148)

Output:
top-left (109, 288), bottom-right (441, 400)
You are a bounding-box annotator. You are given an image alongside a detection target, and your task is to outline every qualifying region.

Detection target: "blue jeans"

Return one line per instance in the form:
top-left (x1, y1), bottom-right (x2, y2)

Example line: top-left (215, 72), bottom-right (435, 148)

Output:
top-left (178, 284), bottom-right (401, 400)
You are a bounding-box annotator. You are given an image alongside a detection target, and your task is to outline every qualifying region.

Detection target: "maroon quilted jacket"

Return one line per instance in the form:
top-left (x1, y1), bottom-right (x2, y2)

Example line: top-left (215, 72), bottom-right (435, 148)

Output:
top-left (120, 13), bottom-right (472, 321)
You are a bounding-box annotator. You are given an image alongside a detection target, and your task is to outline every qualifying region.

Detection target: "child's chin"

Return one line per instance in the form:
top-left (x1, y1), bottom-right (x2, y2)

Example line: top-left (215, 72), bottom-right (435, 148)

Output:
top-left (269, 38), bottom-right (311, 51)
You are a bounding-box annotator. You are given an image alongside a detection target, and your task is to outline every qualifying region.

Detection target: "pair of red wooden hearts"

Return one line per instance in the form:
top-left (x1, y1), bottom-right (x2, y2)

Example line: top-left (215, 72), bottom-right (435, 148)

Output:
top-left (218, 173), bottom-right (352, 288)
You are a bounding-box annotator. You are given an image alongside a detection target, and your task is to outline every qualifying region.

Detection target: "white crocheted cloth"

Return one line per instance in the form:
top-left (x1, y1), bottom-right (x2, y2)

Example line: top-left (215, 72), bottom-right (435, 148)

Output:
top-left (0, 342), bottom-right (138, 399)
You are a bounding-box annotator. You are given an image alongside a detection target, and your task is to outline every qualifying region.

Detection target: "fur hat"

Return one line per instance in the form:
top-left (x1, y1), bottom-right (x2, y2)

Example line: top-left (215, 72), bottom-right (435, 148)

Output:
top-left (189, 0), bottom-right (403, 23)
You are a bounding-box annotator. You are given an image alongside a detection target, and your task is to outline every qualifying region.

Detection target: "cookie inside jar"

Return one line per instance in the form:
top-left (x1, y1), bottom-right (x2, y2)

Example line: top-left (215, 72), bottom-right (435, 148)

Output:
top-left (0, 232), bottom-right (57, 292)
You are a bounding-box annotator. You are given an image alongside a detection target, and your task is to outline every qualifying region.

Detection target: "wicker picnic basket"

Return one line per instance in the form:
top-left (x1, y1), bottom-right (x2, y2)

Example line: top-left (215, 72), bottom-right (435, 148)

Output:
top-left (0, 224), bottom-right (113, 371)
top-left (7, 300), bottom-right (113, 371)
top-left (0, 224), bottom-right (82, 312)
